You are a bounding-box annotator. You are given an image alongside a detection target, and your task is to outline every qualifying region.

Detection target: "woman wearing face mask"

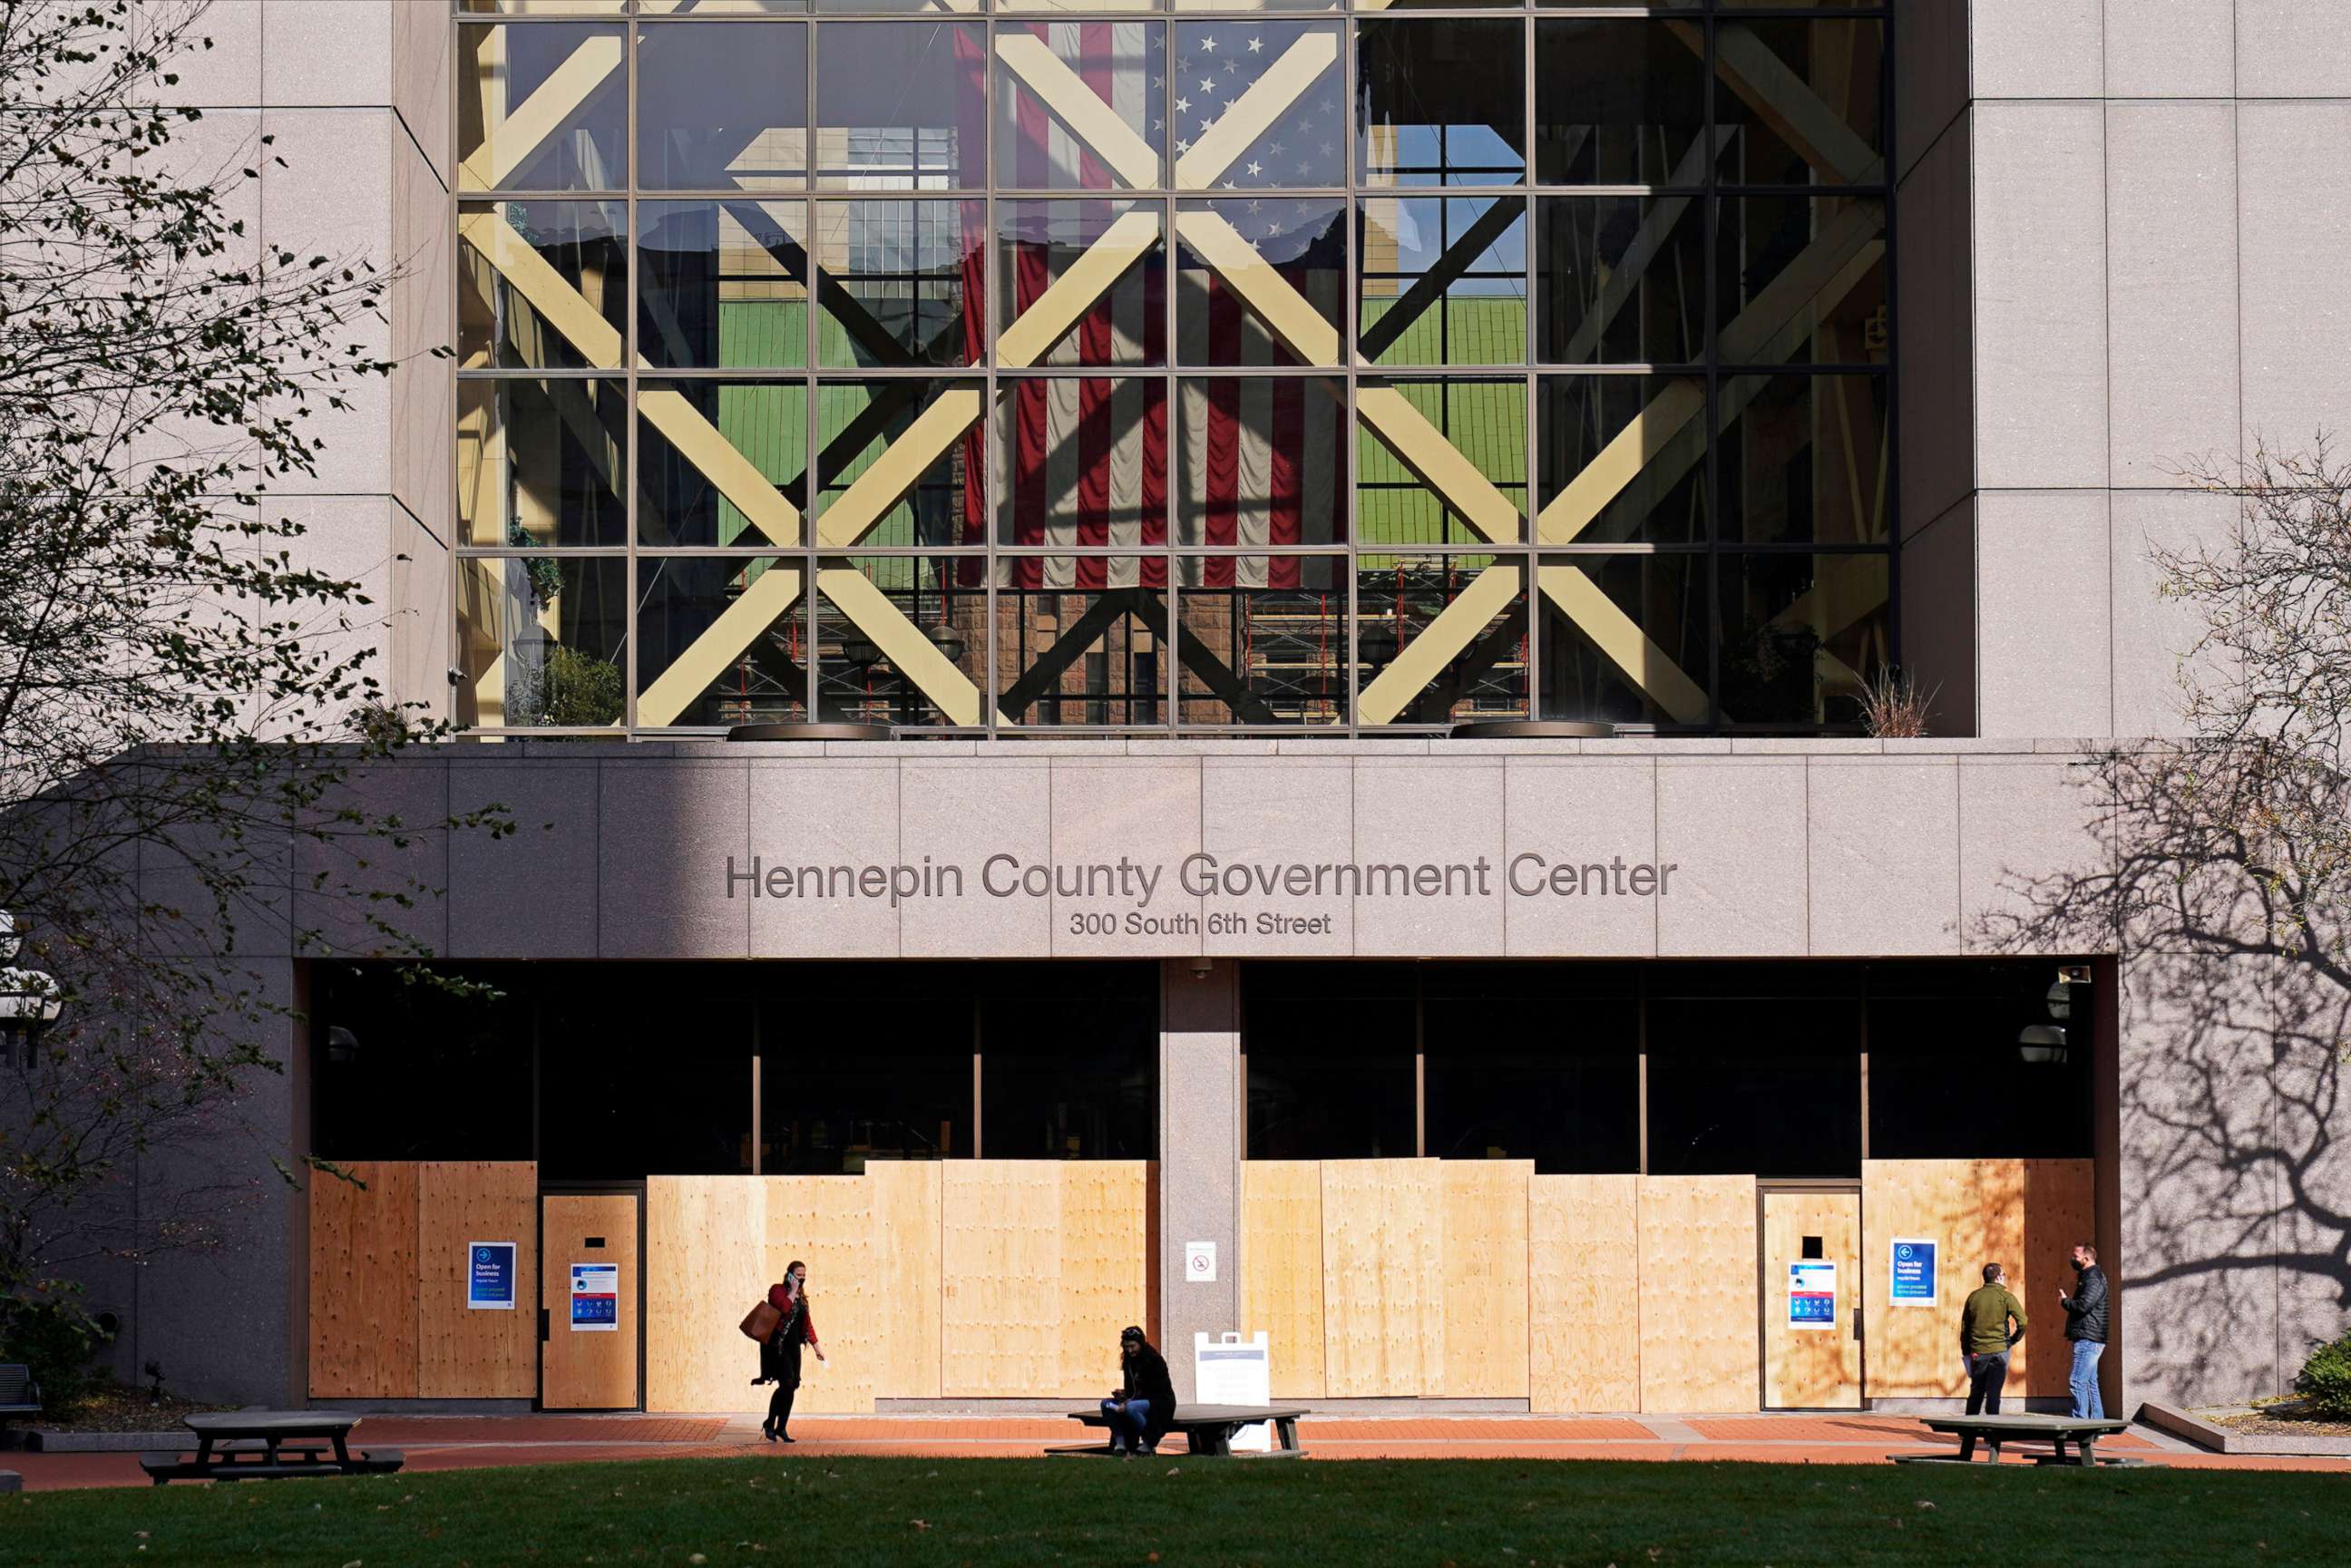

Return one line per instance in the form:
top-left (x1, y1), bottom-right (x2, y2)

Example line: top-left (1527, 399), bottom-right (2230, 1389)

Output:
top-left (1102, 1326), bottom-right (1176, 1456)
top-left (751, 1260), bottom-right (824, 1443)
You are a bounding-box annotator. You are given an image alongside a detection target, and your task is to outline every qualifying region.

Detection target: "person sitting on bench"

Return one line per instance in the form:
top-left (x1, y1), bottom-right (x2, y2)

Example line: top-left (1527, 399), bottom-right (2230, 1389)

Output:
top-left (1100, 1326), bottom-right (1176, 1457)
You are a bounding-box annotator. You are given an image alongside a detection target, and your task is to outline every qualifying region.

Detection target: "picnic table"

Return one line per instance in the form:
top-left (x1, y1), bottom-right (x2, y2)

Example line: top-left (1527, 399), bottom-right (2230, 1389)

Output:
top-left (1901, 1413), bottom-right (2135, 1466)
top-left (1055, 1403), bottom-right (1308, 1459)
top-left (141, 1411), bottom-right (404, 1485)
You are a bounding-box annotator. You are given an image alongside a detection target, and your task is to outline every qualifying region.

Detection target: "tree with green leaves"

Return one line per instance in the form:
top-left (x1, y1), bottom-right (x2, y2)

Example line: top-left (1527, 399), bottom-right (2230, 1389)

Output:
top-left (0, 0), bottom-right (499, 1383)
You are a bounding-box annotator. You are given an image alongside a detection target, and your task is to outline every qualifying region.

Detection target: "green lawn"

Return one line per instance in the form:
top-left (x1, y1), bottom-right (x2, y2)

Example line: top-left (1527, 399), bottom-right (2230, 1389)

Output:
top-left (8, 1456), bottom-right (2347, 1567)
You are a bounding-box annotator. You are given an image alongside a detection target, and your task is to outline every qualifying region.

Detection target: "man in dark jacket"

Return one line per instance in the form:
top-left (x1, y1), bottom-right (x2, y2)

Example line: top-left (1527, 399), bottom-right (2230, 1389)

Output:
top-left (2057, 1242), bottom-right (2111, 1419)
top-left (1102, 1327), bottom-right (1177, 1456)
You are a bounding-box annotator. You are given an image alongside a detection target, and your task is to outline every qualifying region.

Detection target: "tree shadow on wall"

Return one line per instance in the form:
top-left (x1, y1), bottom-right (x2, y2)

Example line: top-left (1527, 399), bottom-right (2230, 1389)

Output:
top-left (1982, 743), bottom-right (2351, 1398)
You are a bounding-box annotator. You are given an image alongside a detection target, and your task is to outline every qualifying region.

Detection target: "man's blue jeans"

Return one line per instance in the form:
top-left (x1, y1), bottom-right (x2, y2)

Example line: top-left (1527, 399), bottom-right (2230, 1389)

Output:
top-left (2068, 1339), bottom-right (2105, 1419)
top-left (1100, 1398), bottom-right (1155, 1452)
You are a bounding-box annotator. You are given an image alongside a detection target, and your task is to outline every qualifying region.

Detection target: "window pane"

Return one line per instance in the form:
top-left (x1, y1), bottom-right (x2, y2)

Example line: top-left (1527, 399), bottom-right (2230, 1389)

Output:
top-left (461, 200), bottom-right (628, 371)
top-left (636, 21), bottom-right (807, 190)
top-left (817, 23), bottom-right (987, 190)
top-left (1244, 965), bottom-right (1417, 1160)
top-left (1868, 963), bottom-right (2097, 1161)
top-left (1170, 20), bottom-right (1346, 190)
top-left (458, 23), bottom-right (627, 191)
top-left (1422, 966), bottom-right (1639, 1173)
top-left (636, 556), bottom-right (807, 730)
top-left (817, 200), bottom-right (987, 367)
top-left (1716, 551), bottom-right (1888, 729)
top-left (311, 966), bottom-right (532, 1162)
top-left (458, 378), bottom-right (627, 546)
top-left (1716, 196), bottom-right (1888, 364)
top-left (819, 379), bottom-right (986, 548)
top-left (1354, 553), bottom-right (1529, 726)
top-left (1537, 554), bottom-right (1712, 728)
top-left (1714, 19), bottom-right (1886, 187)
top-left (1357, 378), bottom-right (1527, 547)
top-left (995, 378), bottom-right (1171, 549)
top-left (1719, 374), bottom-right (1889, 547)
top-left (543, 989), bottom-right (753, 1180)
top-left (1536, 196), bottom-right (1706, 367)
top-left (638, 200), bottom-right (808, 370)
top-left (1178, 198), bottom-right (1345, 368)
top-left (1536, 374), bottom-right (1708, 546)
top-left (639, 381), bottom-right (807, 547)
top-left (1358, 20), bottom-right (1526, 189)
top-left (1175, 376), bottom-right (1346, 548)
top-left (1176, 557), bottom-right (1349, 726)
top-left (762, 979), bottom-right (971, 1172)
top-left (995, 23), bottom-right (1164, 191)
top-left (1000, 200), bottom-right (1166, 368)
top-left (1646, 985), bottom-right (1860, 1179)
top-left (817, 556), bottom-right (990, 729)
top-left (991, 560), bottom-right (1170, 727)
top-left (979, 965), bottom-right (1158, 1160)
top-left (457, 557), bottom-right (628, 729)
top-left (1535, 20), bottom-right (1711, 186)
top-left (1359, 196), bottom-right (1527, 368)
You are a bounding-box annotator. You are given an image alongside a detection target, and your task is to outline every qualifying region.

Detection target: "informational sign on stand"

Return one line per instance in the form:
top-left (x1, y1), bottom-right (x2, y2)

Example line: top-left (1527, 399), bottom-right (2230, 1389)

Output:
top-left (467, 1242), bottom-right (516, 1310)
top-left (1787, 1261), bottom-right (1837, 1329)
top-left (1889, 1239), bottom-right (1939, 1307)
top-left (571, 1262), bottom-right (619, 1330)
top-left (1194, 1331), bottom-right (1272, 1453)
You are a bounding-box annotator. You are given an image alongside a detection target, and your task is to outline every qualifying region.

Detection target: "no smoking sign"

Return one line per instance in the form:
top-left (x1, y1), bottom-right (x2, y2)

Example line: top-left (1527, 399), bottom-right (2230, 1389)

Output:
top-left (1185, 1241), bottom-right (1217, 1283)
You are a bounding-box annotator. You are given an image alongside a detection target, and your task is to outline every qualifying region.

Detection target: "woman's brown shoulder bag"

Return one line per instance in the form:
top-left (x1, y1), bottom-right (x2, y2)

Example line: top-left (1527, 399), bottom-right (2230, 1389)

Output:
top-left (739, 1299), bottom-right (782, 1342)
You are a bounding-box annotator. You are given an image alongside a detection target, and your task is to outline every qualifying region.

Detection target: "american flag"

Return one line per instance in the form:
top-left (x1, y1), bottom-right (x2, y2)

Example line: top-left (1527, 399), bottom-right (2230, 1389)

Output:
top-left (1168, 20), bottom-right (1344, 190)
top-left (991, 23), bottom-right (1345, 592)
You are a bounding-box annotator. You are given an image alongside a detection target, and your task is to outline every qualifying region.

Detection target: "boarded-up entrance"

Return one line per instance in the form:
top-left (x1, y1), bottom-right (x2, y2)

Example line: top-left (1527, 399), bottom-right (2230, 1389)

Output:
top-left (1761, 1188), bottom-right (1863, 1409)
top-left (541, 1193), bottom-right (639, 1409)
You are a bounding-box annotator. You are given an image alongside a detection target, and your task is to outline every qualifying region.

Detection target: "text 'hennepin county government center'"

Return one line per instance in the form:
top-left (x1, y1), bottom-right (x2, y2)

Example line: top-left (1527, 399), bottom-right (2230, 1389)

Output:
top-left (64, 0), bottom-right (2351, 1423)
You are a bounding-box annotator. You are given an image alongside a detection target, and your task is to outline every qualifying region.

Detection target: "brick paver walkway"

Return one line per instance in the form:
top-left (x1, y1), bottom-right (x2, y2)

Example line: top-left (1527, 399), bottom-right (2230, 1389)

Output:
top-left (7, 1410), bottom-right (2342, 1492)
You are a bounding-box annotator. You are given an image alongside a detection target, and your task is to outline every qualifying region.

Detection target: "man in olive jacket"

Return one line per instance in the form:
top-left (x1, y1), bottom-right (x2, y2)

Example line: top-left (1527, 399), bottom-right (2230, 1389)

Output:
top-left (1956, 1263), bottom-right (2027, 1457)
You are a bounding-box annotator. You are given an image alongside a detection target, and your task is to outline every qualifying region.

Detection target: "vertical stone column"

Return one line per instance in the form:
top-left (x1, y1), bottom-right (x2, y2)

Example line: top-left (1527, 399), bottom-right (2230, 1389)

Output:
top-left (1159, 958), bottom-right (1242, 1402)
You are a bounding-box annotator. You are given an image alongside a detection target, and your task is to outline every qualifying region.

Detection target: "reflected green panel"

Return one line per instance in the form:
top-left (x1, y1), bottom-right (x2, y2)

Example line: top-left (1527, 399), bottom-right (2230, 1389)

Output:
top-left (714, 383), bottom-right (809, 546)
top-left (1355, 379), bottom-right (1527, 549)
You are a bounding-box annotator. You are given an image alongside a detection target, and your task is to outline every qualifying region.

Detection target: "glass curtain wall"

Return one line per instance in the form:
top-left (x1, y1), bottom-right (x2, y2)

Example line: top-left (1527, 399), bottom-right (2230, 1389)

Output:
top-left (455, 1), bottom-right (1893, 736)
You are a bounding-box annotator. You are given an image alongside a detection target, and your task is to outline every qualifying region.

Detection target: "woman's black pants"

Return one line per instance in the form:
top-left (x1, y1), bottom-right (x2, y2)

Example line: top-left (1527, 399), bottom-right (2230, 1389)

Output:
top-left (764, 1341), bottom-right (802, 1432)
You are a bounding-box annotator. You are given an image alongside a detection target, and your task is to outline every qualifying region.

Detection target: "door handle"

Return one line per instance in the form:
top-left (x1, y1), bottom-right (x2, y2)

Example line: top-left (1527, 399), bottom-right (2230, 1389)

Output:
top-left (1852, 1307), bottom-right (1864, 1341)
top-left (539, 1307), bottom-right (551, 1343)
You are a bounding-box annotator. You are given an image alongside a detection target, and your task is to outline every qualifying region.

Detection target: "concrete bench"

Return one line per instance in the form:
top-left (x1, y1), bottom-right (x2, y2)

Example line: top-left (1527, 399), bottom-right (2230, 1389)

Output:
top-left (1055, 1403), bottom-right (1308, 1459)
top-left (1901, 1414), bottom-right (2136, 1466)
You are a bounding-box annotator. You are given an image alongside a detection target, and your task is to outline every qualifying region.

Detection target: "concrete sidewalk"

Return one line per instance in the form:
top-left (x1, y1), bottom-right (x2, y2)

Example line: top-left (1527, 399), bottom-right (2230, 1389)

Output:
top-left (10, 1410), bottom-right (2344, 1492)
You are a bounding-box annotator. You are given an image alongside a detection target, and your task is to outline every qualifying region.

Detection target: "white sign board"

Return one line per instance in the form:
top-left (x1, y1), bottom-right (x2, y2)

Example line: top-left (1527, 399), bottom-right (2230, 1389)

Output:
top-left (1184, 1240), bottom-right (1218, 1283)
top-left (1194, 1331), bottom-right (1272, 1454)
top-left (1788, 1261), bottom-right (1837, 1330)
top-left (570, 1261), bottom-right (619, 1331)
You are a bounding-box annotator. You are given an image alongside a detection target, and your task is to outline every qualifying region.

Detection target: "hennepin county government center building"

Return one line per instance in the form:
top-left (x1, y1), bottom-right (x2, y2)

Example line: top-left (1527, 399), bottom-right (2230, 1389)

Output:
top-left (71, 0), bottom-right (2351, 1425)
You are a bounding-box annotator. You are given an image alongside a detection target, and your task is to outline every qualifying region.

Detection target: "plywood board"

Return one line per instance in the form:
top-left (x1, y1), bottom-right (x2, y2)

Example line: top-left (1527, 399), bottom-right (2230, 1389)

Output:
top-left (418, 1162), bottom-right (538, 1398)
top-left (644, 1176), bottom-right (768, 1414)
top-left (308, 1162), bottom-right (420, 1398)
top-left (1321, 1159), bottom-right (1441, 1397)
top-left (1761, 1190), bottom-right (1862, 1409)
top-left (870, 1161), bottom-right (941, 1398)
top-left (1056, 1163), bottom-right (1151, 1397)
top-left (767, 1175), bottom-right (879, 1413)
top-left (1528, 1174), bottom-right (1641, 1412)
top-left (2019, 1159), bottom-right (2098, 1398)
top-left (541, 1193), bottom-right (639, 1408)
top-left (1241, 1162), bottom-right (1326, 1399)
top-left (1439, 1161), bottom-right (1532, 1398)
top-left (1637, 1174), bottom-right (1759, 1412)
top-left (941, 1162), bottom-right (1062, 1397)
top-left (1863, 1158), bottom-right (2095, 1400)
